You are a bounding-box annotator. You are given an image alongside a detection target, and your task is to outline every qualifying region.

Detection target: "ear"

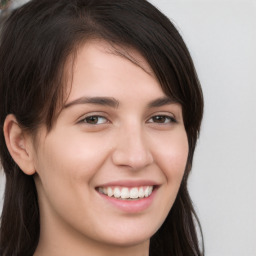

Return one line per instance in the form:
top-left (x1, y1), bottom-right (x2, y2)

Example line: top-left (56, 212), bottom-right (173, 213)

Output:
top-left (3, 114), bottom-right (36, 175)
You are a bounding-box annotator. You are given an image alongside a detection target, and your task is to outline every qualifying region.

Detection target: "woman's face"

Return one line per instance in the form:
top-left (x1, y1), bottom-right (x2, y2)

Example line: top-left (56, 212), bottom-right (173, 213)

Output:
top-left (31, 41), bottom-right (188, 253)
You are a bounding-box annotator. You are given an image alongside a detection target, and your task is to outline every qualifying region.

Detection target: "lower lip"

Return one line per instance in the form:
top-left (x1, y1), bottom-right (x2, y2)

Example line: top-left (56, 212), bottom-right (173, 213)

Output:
top-left (97, 188), bottom-right (157, 213)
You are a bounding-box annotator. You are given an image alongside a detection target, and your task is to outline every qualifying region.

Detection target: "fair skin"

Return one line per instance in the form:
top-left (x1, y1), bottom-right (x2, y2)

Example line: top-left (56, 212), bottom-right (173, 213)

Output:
top-left (4, 41), bottom-right (188, 256)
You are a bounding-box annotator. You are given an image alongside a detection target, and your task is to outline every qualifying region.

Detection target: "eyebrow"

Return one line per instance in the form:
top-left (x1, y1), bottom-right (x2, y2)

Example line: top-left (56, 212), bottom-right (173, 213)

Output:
top-left (147, 96), bottom-right (177, 108)
top-left (64, 96), bottom-right (176, 109)
top-left (64, 97), bottom-right (119, 109)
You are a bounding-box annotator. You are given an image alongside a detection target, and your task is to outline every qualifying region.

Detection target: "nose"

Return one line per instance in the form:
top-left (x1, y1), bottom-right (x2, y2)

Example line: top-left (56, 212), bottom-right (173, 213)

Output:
top-left (111, 125), bottom-right (154, 170)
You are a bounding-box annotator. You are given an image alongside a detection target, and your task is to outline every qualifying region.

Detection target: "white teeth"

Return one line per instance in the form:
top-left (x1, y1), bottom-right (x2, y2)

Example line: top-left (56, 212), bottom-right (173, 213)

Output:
top-left (113, 187), bottom-right (121, 198)
top-left (145, 186), bottom-right (150, 197)
top-left (121, 188), bottom-right (129, 199)
top-left (130, 188), bottom-right (139, 199)
top-left (138, 187), bottom-right (144, 198)
top-left (107, 187), bottom-right (113, 197)
top-left (98, 186), bottom-right (154, 199)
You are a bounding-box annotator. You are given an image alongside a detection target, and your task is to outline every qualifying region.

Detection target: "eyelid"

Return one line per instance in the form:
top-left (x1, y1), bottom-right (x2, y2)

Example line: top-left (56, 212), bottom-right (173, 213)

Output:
top-left (147, 116), bottom-right (177, 124)
top-left (146, 112), bottom-right (177, 123)
top-left (77, 112), bottom-right (110, 125)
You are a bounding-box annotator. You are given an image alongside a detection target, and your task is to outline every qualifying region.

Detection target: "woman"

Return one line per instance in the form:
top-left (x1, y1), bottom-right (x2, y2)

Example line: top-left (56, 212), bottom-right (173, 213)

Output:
top-left (0, 0), bottom-right (204, 255)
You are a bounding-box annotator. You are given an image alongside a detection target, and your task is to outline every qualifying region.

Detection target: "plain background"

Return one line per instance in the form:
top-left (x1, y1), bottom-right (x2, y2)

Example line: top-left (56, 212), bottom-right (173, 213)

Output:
top-left (1, 0), bottom-right (256, 255)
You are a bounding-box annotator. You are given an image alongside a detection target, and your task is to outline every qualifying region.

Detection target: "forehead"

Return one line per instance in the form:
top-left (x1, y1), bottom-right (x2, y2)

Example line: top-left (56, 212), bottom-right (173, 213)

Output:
top-left (64, 40), bottom-right (161, 101)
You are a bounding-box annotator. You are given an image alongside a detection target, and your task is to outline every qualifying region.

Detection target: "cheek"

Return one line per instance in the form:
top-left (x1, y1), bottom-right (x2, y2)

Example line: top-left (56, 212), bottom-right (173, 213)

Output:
top-left (149, 130), bottom-right (188, 226)
top-left (154, 129), bottom-right (189, 180)
top-left (34, 132), bottom-right (112, 192)
top-left (33, 136), bottom-right (100, 222)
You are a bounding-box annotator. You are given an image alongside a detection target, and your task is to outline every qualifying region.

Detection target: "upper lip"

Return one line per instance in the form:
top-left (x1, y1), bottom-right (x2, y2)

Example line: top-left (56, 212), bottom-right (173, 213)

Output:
top-left (96, 180), bottom-right (160, 188)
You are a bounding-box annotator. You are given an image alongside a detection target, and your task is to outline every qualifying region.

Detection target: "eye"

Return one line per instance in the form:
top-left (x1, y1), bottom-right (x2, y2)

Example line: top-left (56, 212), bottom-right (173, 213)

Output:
top-left (81, 115), bottom-right (108, 125)
top-left (147, 115), bottom-right (176, 124)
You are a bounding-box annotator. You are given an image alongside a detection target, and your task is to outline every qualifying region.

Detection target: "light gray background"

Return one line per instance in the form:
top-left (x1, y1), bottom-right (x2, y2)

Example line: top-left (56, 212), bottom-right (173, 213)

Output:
top-left (1, 0), bottom-right (256, 255)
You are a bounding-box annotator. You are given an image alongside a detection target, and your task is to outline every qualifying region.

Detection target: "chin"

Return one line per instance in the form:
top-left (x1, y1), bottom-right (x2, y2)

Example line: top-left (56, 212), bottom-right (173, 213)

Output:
top-left (95, 226), bottom-right (154, 248)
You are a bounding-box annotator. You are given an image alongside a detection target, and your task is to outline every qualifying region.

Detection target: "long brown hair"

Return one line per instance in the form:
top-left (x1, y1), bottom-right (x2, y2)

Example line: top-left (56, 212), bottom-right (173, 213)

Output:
top-left (0, 0), bottom-right (204, 255)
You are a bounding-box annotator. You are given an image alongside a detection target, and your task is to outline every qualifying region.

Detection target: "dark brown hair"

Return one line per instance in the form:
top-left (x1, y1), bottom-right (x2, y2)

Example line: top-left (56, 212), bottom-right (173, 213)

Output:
top-left (0, 0), bottom-right (204, 255)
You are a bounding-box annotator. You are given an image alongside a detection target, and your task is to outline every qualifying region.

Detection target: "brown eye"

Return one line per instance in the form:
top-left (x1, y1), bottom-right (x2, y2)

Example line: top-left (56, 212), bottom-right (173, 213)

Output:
top-left (83, 116), bottom-right (108, 125)
top-left (148, 115), bottom-right (176, 124)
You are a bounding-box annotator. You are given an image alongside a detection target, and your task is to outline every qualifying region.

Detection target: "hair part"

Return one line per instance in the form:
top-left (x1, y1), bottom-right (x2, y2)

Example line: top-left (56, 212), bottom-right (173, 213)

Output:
top-left (0, 0), bottom-right (204, 255)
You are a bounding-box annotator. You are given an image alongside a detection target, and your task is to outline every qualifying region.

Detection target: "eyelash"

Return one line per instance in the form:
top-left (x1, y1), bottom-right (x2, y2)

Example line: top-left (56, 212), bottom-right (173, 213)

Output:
top-left (80, 115), bottom-right (109, 125)
top-left (79, 114), bottom-right (177, 125)
top-left (147, 115), bottom-right (177, 124)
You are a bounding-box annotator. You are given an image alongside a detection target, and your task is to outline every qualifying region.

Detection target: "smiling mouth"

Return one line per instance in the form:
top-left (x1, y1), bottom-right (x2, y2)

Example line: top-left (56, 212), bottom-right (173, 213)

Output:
top-left (96, 186), bottom-right (154, 200)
